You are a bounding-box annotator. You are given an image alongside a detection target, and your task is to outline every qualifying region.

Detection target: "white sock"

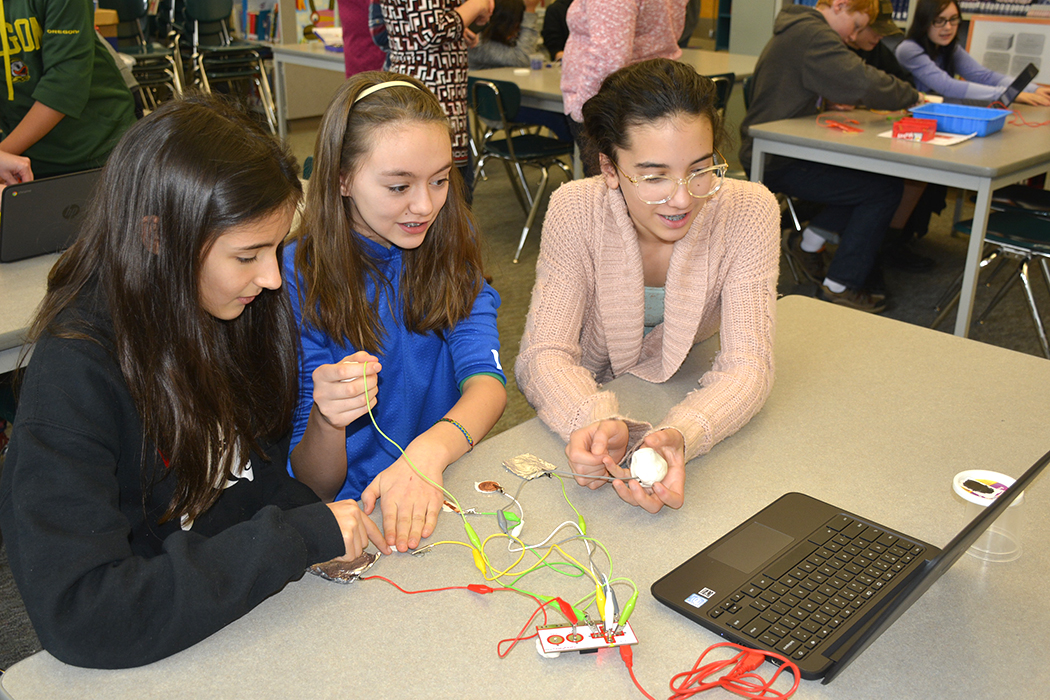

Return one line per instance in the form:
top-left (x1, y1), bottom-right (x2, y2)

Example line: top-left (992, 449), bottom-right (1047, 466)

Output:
top-left (823, 278), bottom-right (846, 293)
top-left (800, 228), bottom-right (826, 253)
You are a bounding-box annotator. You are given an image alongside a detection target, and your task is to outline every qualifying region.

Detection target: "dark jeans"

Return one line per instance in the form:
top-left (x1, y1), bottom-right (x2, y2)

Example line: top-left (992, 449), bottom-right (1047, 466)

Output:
top-left (763, 160), bottom-right (903, 290)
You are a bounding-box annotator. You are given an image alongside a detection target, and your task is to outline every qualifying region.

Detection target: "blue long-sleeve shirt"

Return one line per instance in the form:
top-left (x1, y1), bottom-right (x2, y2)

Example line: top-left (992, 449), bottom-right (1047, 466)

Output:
top-left (284, 237), bottom-right (505, 501)
top-left (895, 39), bottom-right (1033, 102)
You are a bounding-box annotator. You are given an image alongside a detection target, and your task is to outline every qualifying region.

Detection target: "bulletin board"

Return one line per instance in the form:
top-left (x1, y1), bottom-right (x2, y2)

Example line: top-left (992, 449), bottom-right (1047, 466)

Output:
top-left (966, 15), bottom-right (1050, 79)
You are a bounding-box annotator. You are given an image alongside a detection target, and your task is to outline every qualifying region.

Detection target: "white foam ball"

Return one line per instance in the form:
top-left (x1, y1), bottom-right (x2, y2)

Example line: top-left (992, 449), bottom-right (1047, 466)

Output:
top-left (630, 448), bottom-right (668, 487)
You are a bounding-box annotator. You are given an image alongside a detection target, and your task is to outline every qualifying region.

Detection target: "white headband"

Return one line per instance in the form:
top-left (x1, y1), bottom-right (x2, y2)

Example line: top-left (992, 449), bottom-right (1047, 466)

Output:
top-left (353, 80), bottom-right (421, 104)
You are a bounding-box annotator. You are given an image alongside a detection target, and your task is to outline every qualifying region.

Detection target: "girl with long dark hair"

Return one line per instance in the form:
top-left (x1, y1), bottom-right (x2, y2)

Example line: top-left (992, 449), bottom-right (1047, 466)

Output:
top-left (287, 72), bottom-right (506, 553)
top-left (896, 0), bottom-right (1050, 105)
top-left (0, 95), bottom-right (388, 669)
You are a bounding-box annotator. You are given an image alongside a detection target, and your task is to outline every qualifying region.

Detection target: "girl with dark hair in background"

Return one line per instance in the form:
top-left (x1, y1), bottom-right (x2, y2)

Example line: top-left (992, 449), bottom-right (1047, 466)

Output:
top-left (467, 0), bottom-right (541, 70)
top-left (0, 95), bottom-right (389, 669)
top-left (517, 59), bottom-right (779, 514)
top-left (287, 72), bottom-right (506, 553)
top-left (896, 0), bottom-right (1050, 105)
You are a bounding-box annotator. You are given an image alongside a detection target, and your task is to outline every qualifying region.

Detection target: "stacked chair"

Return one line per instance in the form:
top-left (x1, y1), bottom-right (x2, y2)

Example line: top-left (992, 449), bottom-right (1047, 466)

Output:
top-left (181, 0), bottom-right (278, 134)
top-left (99, 0), bottom-right (184, 109)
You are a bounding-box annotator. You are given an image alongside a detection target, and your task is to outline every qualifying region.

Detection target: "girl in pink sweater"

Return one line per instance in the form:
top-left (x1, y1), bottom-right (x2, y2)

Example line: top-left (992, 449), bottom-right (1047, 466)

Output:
top-left (517, 59), bottom-right (780, 513)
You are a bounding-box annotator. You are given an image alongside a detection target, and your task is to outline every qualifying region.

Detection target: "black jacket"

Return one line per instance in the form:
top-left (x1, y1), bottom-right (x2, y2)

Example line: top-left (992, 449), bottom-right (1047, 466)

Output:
top-left (0, 290), bottom-right (344, 668)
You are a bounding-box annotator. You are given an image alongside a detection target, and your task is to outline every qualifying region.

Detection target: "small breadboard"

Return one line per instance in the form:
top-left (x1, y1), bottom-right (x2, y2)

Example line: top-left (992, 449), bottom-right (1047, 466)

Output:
top-left (536, 622), bottom-right (638, 657)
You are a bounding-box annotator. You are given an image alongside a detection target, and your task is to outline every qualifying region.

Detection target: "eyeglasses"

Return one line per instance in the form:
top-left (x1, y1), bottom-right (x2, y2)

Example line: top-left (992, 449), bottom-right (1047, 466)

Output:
top-left (932, 15), bottom-right (961, 27)
top-left (612, 151), bottom-right (728, 205)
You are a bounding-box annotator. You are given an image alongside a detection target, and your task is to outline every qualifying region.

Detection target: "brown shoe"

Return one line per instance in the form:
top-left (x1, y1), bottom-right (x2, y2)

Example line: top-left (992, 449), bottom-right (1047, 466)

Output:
top-left (785, 232), bottom-right (827, 285)
top-left (817, 284), bottom-right (888, 314)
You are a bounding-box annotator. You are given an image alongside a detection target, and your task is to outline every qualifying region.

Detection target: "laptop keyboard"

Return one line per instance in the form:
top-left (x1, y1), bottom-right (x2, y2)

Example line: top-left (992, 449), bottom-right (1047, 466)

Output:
top-left (707, 514), bottom-right (926, 662)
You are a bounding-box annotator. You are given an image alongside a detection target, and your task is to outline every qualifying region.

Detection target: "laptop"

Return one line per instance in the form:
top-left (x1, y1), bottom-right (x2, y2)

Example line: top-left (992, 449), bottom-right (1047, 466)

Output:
top-left (945, 62), bottom-right (1038, 108)
top-left (651, 447), bottom-right (1050, 684)
top-left (0, 168), bottom-right (100, 263)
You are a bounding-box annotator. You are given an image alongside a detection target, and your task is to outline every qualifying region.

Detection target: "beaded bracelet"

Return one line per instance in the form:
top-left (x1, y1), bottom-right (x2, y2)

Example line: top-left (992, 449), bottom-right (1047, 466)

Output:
top-left (438, 417), bottom-right (473, 452)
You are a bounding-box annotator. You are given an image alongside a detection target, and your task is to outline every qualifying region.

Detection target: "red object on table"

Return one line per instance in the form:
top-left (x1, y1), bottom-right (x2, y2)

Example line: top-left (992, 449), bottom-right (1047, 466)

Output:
top-left (893, 117), bottom-right (938, 141)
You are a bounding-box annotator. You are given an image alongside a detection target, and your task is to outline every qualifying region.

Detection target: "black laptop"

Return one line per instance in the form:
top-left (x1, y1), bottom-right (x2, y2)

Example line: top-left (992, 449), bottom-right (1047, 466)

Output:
top-left (945, 62), bottom-right (1038, 108)
top-left (651, 448), bottom-right (1050, 684)
top-left (0, 168), bottom-right (100, 263)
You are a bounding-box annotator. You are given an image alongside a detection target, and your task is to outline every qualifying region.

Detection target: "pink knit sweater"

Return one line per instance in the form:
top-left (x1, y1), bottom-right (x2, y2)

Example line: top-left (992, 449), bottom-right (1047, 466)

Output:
top-left (560, 0), bottom-right (685, 122)
top-left (516, 176), bottom-right (780, 463)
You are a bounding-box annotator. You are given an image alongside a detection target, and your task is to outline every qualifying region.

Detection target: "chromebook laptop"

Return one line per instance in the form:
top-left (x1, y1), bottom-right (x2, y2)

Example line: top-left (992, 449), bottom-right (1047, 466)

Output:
top-left (0, 168), bottom-right (100, 263)
top-left (651, 448), bottom-right (1050, 684)
top-left (945, 62), bottom-right (1038, 108)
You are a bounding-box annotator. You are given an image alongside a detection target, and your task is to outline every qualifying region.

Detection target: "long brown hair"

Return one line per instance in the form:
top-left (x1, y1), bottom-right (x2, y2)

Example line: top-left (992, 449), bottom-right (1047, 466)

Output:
top-left (292, 71), bottom-right (484, 354)
top-left (26, 94), bottom-right (303, 524)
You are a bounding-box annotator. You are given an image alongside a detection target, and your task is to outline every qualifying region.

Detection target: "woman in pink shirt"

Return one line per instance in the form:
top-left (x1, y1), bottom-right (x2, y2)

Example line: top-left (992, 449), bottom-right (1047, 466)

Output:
top-left (561, 0), bottom-right (686, 174)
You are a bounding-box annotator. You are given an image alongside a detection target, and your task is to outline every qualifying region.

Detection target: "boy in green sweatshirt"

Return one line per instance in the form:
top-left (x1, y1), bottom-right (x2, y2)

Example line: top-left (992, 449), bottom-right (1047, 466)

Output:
top-left (0, 0), bottom-right (135, 177)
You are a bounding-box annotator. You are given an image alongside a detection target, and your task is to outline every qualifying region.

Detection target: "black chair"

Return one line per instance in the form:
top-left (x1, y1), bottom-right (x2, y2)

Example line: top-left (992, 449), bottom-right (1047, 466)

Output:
top-left (468, 77), bottom-right (574, 263)
top-left (98, 0), bottom-right (184, 109)
top-left (183, 0), bottom-right (277, 134)
top-left (708, 71), bottom-right (734, 116)
top-left (933, 210), bottom-right (1050, 358)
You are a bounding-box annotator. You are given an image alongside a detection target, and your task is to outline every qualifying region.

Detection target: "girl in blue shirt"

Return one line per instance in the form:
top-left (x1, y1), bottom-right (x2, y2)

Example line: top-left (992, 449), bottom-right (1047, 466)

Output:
top-left (896, 0), bottom-right (1050, 105)
top-left (286, 72), bottom-right (507, 553)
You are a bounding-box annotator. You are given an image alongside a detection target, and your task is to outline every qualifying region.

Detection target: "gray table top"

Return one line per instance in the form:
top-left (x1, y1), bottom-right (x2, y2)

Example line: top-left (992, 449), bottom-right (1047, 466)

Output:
top-left (2, 295), bottom-right (1048, 700)
top-left (748, 107), bottom-right (1050, 179)
top-left (0, 254), bottom-right (57, 370)
top-left (469, 49), bottom-right (758, 105)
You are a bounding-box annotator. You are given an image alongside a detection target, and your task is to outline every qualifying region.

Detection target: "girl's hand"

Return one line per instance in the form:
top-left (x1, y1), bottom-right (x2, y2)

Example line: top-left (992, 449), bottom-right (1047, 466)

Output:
top-left (610, 428), bottom-right (685, 513)
top-left (464, 27), bottom-right (479, 48)
top-left (325, 499), bottom-right (391, 560)
top-left (360, 451), bottom-right (446, 552)
top-left (311, 352), bottom-right (381, 429)
top-left (1016, 91), bottom-right (1050, 106)
top-left (565, 419), bottom-right (630, 489)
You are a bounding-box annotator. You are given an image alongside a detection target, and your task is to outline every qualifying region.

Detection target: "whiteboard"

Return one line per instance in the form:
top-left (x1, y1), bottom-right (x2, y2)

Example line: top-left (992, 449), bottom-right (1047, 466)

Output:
top-left (966, 15), bottom-right (1050, 79)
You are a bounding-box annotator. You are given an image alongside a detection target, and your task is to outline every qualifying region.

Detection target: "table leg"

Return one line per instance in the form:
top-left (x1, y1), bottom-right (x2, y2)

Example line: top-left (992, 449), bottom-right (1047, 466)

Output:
top-left (274, 56), bottom-right (288, 141)
top-left (750, 144), bottom-right (765, 182)
top-left (954, 181), bottom-right (993, 337)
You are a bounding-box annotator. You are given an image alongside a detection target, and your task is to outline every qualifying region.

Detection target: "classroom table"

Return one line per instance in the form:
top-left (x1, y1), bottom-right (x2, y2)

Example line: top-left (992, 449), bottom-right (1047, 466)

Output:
top-left (2, 295), bottom-right (1047, 699)
top-left (0, 254), bottom-right (57, 374)
top-left (270, 43), bottom-right (758, 140)
top-left (747, 107), bottom-right (1050, 339)
top-left (270, 43), bottom-right (345, 140)
top-left (468, 48), bottom-right (758, 115)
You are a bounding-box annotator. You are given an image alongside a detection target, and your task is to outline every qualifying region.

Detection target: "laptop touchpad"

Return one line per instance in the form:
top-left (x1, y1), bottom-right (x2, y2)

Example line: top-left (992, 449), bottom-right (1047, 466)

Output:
top-left (709, 522), bottom-right (793, 574)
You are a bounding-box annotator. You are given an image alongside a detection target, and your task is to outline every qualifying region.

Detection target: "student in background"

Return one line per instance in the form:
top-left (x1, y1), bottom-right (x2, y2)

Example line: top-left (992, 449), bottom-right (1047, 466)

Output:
top-left (741, 0), bottom-right (919, 313)
top-left (0, 0), bottom-right (135, 177)
top-left (560, 0), bottom-right (686, 175)
top-left (848, 0), bottom-right (912, 84)
top-left (0, 96), bottom-right (388, 669)
top-left (287, 73), bottom-right (506, 553)
top-left (468, 0), bottom-right (541, 70)
top-left (517, 59), bottom-right (779, 514)
top-left (379, 0), bottom-right (494, 194)
top-left (338, 0), bottom-right (387, 75)
top-left (468, 0), bottom-right (573, 141)
top-left (541, 0), bottom-right (574, 59)
top-left (896, 0), bottom-right (1050, 105)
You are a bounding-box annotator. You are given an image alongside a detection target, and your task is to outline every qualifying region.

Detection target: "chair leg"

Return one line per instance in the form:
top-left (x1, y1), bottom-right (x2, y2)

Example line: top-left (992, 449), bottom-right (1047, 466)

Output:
top-left (977, 257), bottom-right (1025, 325)
top-left (196, 55), bottom-right (211, 93)
top-left (513, 161), bottom-right (535, 209)
top-left (931, 248), bottom-right (999, 329)
top-left (513, 167), bottom-right (551, 263)
top-left (780, 228), bottom-right (802, 285)
top-left (254, 59), bottom-right (278, 135)
top-left (1016, 259), bottom-right (1050, 358)
top-left (500, 160), bottom-right (530, 214)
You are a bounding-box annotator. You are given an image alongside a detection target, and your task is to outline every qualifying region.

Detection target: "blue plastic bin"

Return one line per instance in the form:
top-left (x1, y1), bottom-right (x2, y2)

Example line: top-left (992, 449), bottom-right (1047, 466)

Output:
top-left (910, 103), bottom-right (1009, 137)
